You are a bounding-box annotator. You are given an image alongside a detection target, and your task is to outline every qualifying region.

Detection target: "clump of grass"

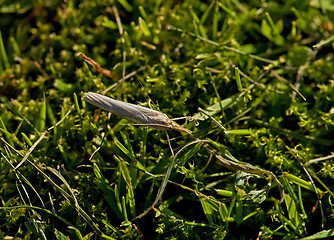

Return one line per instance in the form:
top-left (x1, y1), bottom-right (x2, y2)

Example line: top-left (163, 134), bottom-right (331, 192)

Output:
top-left (1, 1), bottom-right (334, 239)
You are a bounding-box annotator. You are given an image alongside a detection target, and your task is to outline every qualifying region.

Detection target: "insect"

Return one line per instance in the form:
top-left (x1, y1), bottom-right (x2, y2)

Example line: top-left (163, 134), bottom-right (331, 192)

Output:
top-left (84, 92), bottom-right (192, 134)
top-left (84, 92), bottom-right (284, 220)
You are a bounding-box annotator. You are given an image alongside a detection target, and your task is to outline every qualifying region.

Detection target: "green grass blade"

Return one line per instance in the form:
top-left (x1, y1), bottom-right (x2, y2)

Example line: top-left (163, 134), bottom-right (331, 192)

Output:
top-left (265, 12), bottom-right (279, 35)
top-left (127, 186), bottom-right (136, 218)
top-left (54, 79), bottom-right (74, 93)
top-left (235, 192), bottom-right (243, 226)
top-left (57, 144), bottom-right (69, 166)
top-left (21, 132), bottom-right (32, 147)
top-left (119, 159), bottom-right (132, 188)
top-left (224, 129), bottom-right (252, 135)
top-left (138, 6), bottom-right (148, 20)
top-left (199, 197), bottom-right (214, 223)
top-left (38, 97), bottom-right (46, 132)
top-left (216, 189), bottom-right (233, 198)
top-left (116, 0), bottom-right (132, 12)
top-left (114, 183), bottom-right (123, 215)
top-left (200, 1), bottom-right (214, 25)
top-left (138, 17), bottom-right (151, 37)
top-left (284, 172), bottom-right (323, 194)
top-left (235, 67), bottom-right (242, 92)
top-left (209, 72), bottom-right (224, 115)
top-left (177, 141), bottom-right (202, 167)
top-left (46, 101), bottom-right (58, 140)
top-left (0, 116), bottom-right (14, 146)
top-left (218, 202), bottom-right (231, 222)
top-left (123, 31), bottom-right (132, 47)
top-left (284, 194), bottom-right (305, 235)
top-left (0, 30), bottom-right (10, 69)
top-left (212, 2), bottom-right (219, 39)
top-left (299, 228), bottom-right (334, 240)
top-left (121, 196), bottom-right (129, 222)
top-left (189, 5), bottom-right (208, 39)
top-left (93, 164), bottom-right (122, 218)
top-left (73, 93), bottom-right (83, 128)
top-left (15, 131), bottom-right (47, 170)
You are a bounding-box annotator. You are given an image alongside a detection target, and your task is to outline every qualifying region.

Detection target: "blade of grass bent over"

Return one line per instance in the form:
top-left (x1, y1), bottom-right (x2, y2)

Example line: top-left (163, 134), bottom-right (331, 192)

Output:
top-left (14, 131), bottom-right (47, 170)
top-left (133, 139), bottom-right (204, 220)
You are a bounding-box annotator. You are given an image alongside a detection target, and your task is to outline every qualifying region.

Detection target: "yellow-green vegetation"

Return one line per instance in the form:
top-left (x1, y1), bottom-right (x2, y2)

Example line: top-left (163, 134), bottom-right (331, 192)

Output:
top-left (1, 0), bottom-right (334, 239)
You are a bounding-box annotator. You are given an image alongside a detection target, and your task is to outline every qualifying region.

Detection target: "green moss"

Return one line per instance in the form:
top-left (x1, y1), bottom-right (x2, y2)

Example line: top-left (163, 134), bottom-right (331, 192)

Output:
top-left (1, 0), bottom-right (334, 239)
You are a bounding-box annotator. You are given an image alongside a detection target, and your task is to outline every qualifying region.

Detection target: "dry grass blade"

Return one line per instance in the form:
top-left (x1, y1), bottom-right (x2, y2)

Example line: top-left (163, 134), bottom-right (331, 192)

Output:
top-left (270, 70), bottom-right (306, 101)
top-left (77, 52), bottom-right (113, 78)
top-left (84, 92), bottom-right (191, 134)
top-left (14, 131), bottom-right (47, 170)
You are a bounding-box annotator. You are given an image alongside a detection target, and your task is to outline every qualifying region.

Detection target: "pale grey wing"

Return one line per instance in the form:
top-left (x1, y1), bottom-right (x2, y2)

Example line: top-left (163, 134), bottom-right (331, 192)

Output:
top-left (84, 92), bottom-right (118, 113)
top-left (134, 107), bottom-right (172, 128)
top-left (84, 92), bottom-right (146, 121)
top-left (84, 92), bottom-right (171, 128)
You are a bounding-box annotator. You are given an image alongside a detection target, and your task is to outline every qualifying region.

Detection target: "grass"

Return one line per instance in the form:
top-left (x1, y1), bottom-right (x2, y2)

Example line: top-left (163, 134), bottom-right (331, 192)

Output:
top-left (1, 0), bottom-right (334, 239)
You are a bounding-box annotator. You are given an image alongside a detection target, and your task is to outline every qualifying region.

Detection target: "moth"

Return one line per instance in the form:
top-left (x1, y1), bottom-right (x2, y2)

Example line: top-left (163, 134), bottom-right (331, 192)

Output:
top-left (84, 92), bottom-right (191, 134)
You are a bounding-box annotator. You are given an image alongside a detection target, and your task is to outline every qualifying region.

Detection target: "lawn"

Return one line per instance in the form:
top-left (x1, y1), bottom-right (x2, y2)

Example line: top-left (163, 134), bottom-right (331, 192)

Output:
top-left (1, 0), bottom-right (334, 239)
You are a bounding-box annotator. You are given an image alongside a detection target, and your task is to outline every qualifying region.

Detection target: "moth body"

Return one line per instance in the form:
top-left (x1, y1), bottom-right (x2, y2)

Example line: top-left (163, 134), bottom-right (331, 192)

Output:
top-left (84, 92), bottom-right (191, 134)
